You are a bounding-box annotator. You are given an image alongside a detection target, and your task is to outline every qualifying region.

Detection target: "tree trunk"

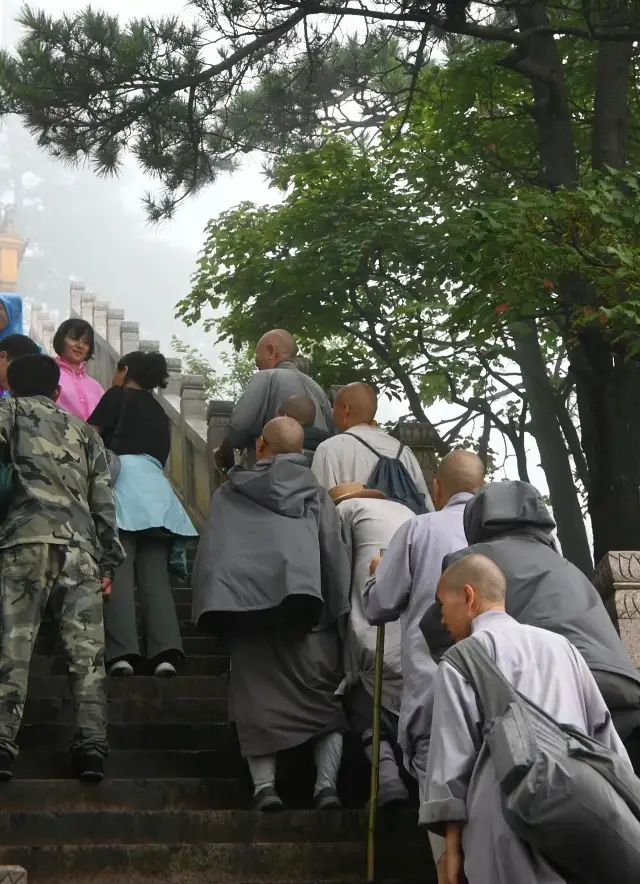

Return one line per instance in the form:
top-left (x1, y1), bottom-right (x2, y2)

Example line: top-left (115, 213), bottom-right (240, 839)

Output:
top-left (512, 320), bottom-right (593, 577)
top-left (570, 331), bottom-right (640, 563)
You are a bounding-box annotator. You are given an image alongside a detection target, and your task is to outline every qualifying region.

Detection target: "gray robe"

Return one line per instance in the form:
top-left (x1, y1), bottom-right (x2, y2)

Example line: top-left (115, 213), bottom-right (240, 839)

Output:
top-left (362, 492), bottom-right (472, 779)
top-left (336, 497), bottom-right (413, 716)
top-left (191, 453), bottom-right (351, 758)
top-left (422, 610), bottom-right (631, 884)
top-left (224, 360), bottom-right (333, 464)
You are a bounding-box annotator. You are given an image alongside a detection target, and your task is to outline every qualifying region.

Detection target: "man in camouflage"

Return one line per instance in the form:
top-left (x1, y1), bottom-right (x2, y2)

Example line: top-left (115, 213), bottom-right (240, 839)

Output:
top-left (0, 354), bottom-right (124, 782)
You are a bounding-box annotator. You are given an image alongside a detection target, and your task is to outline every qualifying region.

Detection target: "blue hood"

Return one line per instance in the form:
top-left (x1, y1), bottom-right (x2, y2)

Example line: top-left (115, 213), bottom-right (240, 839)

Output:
top-left (0, 294), bottom-right (23, 341)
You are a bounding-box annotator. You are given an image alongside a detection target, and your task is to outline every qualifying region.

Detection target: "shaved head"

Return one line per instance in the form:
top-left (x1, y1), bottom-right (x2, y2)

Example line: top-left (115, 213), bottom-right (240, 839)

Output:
top-left (255, 329), bottom-right (297, 370)
top-left (433, 449), bottom-right (485, 510)
top-left (438, 554), bottom-right (506, 641)
top-left (277, 395), bottom-right (316, 427)
top-left (259, 416), bottom-right (304, 457)
top-left (440, 554), bottom-right (507, 604)
top-left (333, 382), bottom-right (378, 431)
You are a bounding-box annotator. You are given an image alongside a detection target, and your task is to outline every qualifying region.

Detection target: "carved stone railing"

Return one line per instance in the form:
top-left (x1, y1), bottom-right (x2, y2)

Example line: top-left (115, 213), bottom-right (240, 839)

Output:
top-left (30, 283), bottom-right (440, 531)
top-left (595, 551), bottom-right (640, 667)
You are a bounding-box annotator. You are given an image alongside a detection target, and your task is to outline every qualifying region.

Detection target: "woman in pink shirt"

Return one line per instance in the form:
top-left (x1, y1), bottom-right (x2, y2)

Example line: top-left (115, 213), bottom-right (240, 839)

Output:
top-left (53, 318), bottom-right (105, 421)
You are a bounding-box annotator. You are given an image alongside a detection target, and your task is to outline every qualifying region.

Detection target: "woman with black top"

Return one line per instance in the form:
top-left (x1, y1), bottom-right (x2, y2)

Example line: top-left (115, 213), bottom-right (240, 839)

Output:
top-left (89, 351), bottom-right (197, 678)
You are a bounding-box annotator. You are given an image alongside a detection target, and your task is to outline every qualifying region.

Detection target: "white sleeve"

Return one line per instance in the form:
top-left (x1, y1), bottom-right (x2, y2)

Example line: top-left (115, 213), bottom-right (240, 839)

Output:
top-left (311, 442), bottom-right (339, 490)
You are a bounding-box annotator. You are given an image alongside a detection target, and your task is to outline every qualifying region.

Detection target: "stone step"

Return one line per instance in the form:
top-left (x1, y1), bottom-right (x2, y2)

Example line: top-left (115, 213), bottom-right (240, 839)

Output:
top-left (0, 809), bottom-right (418, 846)
top-left (17, 723), bottom-right (233, 751)
top-left (13, 750), bottom-right (242, 779)
top-left (0, 778), bottom-right (246, 812)
top-left (29, 654), bottom-right (228, 678)
top-left (26, 676), bottom-right (228, 700)
top-left (33, 635), bottom-right (217, 656)
top-left (0, 839), bottom-right (432, 884)
top-left (22, 697), bottom-right (228, 725)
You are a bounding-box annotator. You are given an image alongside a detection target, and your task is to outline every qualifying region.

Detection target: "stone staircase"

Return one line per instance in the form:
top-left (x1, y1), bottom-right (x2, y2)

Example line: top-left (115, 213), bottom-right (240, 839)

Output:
top-left (0, 585), bottom-right (433, 884)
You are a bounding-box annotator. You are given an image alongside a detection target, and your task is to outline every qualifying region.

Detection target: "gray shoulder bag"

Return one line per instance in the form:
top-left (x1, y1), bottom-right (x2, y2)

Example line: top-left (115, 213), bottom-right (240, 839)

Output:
top-left (444, 636), bottom-right (640, 884)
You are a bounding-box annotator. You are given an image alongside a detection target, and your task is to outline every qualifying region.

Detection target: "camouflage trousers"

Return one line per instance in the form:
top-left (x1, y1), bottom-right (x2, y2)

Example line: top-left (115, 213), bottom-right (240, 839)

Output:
top-left (0, 543), bottom-right (108, 758)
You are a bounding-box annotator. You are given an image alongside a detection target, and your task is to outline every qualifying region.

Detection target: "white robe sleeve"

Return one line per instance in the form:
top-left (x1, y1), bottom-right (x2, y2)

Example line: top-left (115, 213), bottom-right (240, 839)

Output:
top-left (362, 519), bottom-right (415, 625)
top-left (420, 660), bottom-right (482, 832)
top-left (311, 441), bottom-right (339, 490)
top-left (570, 646), bottom-right (633, 769)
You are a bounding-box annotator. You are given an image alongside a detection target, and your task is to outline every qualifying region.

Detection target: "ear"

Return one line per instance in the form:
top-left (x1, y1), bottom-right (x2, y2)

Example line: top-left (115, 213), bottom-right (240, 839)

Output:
top-left (462, 582), bottom-right (475, 608)
top-left (255, 436), bottom-right (266, 458)
top-left (52, 385), bottom-right (62, 403)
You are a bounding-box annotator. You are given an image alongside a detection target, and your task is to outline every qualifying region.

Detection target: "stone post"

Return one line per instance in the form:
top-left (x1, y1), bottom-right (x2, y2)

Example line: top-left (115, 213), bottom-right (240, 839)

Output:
top-left (165, 358), bottom-right (183, 396)
top-left (35, 311), bottom-right (48, 344)
top-left (207, 400), bottom-right (234, 491)
top-left (93, 301), bottom-right (109, 340)
top-left (80, 292), bottom-right (96, 326)
top-left (391, 421), bottom-right (439, 494)
top-left (70, 282), bottom-right (85, 316)
top-left (120, 321), bottom-right (140, 355)
top-left (180, 375), bottom-right (207, 422)
top-left (139, 339), bottom-right (160, 353)
top-left (107, 309), bottom-right (124, 353)
top-left (595, 551), bottom-right (640, 665)
top-left (41, 320), bottom-right (55, 355)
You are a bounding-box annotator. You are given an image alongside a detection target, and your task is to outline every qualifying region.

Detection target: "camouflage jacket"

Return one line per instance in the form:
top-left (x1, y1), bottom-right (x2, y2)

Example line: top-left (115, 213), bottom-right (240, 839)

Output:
top-left (0, 396), bottom-right (125, 577)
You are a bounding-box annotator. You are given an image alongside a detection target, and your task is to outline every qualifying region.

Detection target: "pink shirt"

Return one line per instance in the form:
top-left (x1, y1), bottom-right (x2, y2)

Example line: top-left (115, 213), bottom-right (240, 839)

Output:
top-left (55, 357), bottom-right (105, 421)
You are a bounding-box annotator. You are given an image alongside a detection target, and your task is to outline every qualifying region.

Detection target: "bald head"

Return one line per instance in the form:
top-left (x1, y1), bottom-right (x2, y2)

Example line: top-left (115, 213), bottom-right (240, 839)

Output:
top-left (258, 416), bottom-right (304, 459)
top-left (333, 382), bottom-right (378, 432)
top-left (438, 554), bottom-right (506, 641)
top-left (255, 329), bottom-right (298, 370)
top-left (440, 554), bottom-right (507, 604)
top-left (433, 450), bottom-right (485, 511)
top-left (277, 395), bottom-right (316, 427)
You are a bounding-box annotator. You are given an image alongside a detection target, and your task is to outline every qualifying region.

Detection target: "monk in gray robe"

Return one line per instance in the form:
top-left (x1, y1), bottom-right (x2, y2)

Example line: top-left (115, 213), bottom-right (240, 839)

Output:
top-left (193, 417), bottom-right (350, 812)
top-left (312, 383), bottom-right (432, 506)
top-left (422, 554), bottom-right (631, 884)
top-left (214, 330), bottom-right (333, 471)
top-left (330, 481), bottom-right (414, 806)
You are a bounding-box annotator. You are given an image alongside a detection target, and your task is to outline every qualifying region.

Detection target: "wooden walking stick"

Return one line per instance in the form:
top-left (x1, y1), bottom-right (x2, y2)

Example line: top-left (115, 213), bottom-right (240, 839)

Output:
top-left (366, 547), bottom-right (387, 883)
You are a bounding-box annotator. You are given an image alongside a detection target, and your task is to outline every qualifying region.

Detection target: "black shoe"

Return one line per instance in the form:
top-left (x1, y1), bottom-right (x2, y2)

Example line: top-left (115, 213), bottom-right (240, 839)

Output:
top-left (0, 750), bottom-right (14, 783)
top-left (315, 786), bottom-right (342, 810)
top-left (253, 785), bottom-right (284, 812)
top-left (73, 753), bottom-right (104, 783)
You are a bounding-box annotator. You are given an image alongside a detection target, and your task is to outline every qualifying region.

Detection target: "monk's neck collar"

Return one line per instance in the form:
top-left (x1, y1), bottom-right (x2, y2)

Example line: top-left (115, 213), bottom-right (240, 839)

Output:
top-left (471, 609), bottom-right (509, 633)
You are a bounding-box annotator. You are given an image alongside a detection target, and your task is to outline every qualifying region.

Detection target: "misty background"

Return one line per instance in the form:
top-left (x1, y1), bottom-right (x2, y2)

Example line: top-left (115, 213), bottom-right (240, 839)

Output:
top-left (0, 0), bottom-right (278, 366)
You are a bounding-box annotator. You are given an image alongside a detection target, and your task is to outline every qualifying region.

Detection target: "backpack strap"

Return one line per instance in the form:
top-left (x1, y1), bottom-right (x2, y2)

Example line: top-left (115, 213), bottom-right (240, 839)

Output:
top-left (345, 432), bottom-right (404, 460)
top-left (344, 432), bottom-right (381, 458)
top-left (444, 636), bottom-right (518, 723)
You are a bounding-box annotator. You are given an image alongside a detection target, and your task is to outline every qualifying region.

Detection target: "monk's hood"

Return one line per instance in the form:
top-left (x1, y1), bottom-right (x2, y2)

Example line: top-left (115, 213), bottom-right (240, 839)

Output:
top-left (228, 453), bottom-right (318, 518)
top-left (464, 480), bottom-right (556, 544)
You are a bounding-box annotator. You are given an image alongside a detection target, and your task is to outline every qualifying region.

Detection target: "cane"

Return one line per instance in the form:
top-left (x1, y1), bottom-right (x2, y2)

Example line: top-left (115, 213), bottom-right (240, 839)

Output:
top-left (366, 548), bottom-right (387, 882)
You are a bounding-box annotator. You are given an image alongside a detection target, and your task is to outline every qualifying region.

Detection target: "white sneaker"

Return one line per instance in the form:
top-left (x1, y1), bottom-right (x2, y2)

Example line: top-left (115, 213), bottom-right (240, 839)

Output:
top-left (109, 660), bottom-right (134, 678)
top-left (154, 661), bottom-right (177, 678)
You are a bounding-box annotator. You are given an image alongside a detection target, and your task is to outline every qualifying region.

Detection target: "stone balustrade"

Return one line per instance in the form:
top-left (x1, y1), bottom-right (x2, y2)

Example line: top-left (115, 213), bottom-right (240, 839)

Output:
top-left (595, 551), bottom-right (640, 667)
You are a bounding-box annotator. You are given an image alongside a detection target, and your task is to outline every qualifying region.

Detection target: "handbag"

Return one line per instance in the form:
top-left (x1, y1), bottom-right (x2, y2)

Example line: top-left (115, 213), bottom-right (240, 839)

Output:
top-left (106, 389), bottom-right (130, 485)
top-left (0, 399), bottom-right (17, 521)
top-left (444, 636), bottom-right (640, 884)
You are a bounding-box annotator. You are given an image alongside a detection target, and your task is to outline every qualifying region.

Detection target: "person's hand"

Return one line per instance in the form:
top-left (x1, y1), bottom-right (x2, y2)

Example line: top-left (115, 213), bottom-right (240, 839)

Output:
top-left (213, 447), bottom-right (228, 474)
top-left (101, 577), bottom-right (113, 599)
top-left (369, 555), bottom-right (382, 576)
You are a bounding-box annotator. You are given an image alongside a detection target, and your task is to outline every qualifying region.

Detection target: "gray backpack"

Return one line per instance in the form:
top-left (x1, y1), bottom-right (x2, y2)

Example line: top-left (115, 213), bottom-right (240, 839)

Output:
top-left (444, 637), bottom-right (640, 884)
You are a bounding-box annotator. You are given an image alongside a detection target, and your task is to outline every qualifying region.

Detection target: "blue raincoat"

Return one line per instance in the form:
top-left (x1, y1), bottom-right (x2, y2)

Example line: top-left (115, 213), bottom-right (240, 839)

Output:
top-left (0, 294), bottom-right (24, 342)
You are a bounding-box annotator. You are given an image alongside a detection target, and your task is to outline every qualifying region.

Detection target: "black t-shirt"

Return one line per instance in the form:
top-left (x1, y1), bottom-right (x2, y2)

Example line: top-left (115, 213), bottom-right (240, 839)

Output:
top-left (88, 386), bottom-right (170, 465)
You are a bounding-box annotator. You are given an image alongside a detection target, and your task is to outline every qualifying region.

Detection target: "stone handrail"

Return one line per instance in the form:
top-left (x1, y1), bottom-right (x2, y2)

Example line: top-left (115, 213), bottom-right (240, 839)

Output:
top-left (29, 283), bottom-right (442, 531)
